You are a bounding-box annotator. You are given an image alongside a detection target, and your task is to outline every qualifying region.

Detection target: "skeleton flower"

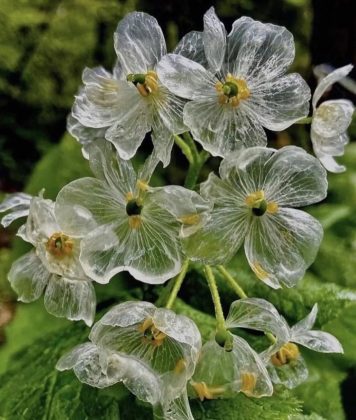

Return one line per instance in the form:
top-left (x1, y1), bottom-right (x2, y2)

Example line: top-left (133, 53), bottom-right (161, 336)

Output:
top-left (184, 146), bottom-right (327, 289)
top-left (71, 12), bottom-right (186, 166)
top-left (55, 141), bottom-right (210, 285)
top-left (157, 7), bottom-right (311, 157)
top-left (56, 301), bottom-right (201, 414)
top-left (311, 64), bottom-right (354, 173)
top-left (7, 195), bottom-right (96, 326)
top-left (261, 304), bottom-right (343, 389)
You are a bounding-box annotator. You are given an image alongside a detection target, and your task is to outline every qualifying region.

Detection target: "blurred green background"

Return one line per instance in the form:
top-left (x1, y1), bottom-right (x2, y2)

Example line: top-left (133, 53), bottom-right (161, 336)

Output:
top-left (0, 0), bottom-right (355, 419)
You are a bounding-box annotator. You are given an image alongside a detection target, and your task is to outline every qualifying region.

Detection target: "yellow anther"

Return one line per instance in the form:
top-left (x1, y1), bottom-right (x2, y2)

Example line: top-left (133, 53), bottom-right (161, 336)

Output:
top-left (145, 71), bottom-right (159, 93)
top-left (174, 358), bottom-right (187, 374)
top-left (46, 232), bottom-right (74, 259)
top-left (271, 342), bottom-right (300, 366)
top-left (216, 74), bottom-right (250, 108)
top-left (267, 201), bottom-right (279, 214)
top-left (136, 179), bottom-right (149, 192)
top-left (191, 381), bottom-right (226, 401)
top-left (136, 83), bottom-right (149, 97)
top-left (125, 191), bottom-right (134, 202)
top-left (178, 214), bottom-right (201, 226)
top-left (138, 318), bottom-right (167, 347)
top-left (246, 190), bottom-right (279, 216)
top-left (240, 372), bottom-right (257, 396)
top-left (128, 215), bottom-right (142, 229)
top-left (251, 262), bottom-right (269, 281)
top-left (245, 190), bottom-right (265, 207)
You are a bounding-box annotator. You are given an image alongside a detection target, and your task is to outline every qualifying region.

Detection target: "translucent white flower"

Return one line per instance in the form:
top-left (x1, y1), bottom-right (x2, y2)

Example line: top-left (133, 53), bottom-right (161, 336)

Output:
top-left (8, 195), bottom-right (96, 326)
top-left (55, 140), bottom-right (211, 285)
top-left (157, 7), bottom-right (311, 157)
top-left (261, 304), bottom-right (343, 389)
top-left (56, 301), bottom-right (201, 412)
top-left (311, 64), bottom-right (354, 173)
top-left (0, 192), bottom-right (31, 228)
top-left (184, 146), bottom-right (327, 289)
top-left (71, 13), bottom-right (186, 166)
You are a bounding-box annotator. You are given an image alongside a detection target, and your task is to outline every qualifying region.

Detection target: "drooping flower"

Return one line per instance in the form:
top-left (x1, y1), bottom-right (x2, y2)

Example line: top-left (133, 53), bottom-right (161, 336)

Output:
top-left (311, 64), bottom-right (354, 173)
top-left (260, 304), bottom-right (343, 389)
top-left (55, 140), bottom-right (211, 285)
top-left (184, 146), bottom-right (327, 289)
top-left (56, 301), bottom-right (201, 414)
top-left (157, 7), bottom-right (311, 157)
top-left (71, 12), bottom-right (186, 166)
top-left (7, 195), bottom-right (96, 326)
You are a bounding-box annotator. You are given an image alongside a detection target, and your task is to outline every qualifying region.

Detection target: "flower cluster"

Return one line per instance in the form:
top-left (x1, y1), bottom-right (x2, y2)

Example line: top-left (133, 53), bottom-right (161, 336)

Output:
top-left (1, 6), bottom-right (352, 420)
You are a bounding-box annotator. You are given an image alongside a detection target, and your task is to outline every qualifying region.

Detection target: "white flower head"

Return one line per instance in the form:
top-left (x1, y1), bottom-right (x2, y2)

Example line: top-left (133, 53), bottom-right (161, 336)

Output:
top-left (8, 195), bottom-right (96, 326)
top-left (55, 140), bottom-right (211, 285)
top-left (157, 7), bottom-right (311, 157)
top-left (261, 304), bottom-right (343, 389)
top-left (56, 301), bottom-right (201, 410)
top-left (71, 13), bottom-right (186, 167)
top-left (311, 64), bottom-right (354, 173)
top-left (184, 146), bottom-right (327, 289)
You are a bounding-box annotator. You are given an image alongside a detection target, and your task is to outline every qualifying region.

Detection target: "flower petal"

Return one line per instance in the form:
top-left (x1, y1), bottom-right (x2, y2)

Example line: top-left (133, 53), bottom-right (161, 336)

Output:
top-left (157, 54), bottom-right (216, 100)
top-left (114, 12), bottom-right (166, 74)
top-left (162, 389), bottom-right (194, 420)
top-left (26, 197), bottom-right (60, 244)
top-left (292, 330), bottom-right (343, 353)
top-left (8, 251), bottom-right (50, 302)
top-left (203, 7), bottom-right (226, 73)
top-left (318, 154), bottom-right (346, 173)
top-left (291, 304), bottom-right (318, 334)
top-left (0, 192), bottom-right (31, 227)
top-left (312, 64), bottom-right (353, 108)
top-left (174, 31), bottom-right (208, 67)
top-left (44, 276), bottom-right (96, 326)
top-left (268, 355), bottom-right (308, 389)
top-left (244, 208), bottom-right (323, 288)
top-left (153, 85), bottom-right (186, 134)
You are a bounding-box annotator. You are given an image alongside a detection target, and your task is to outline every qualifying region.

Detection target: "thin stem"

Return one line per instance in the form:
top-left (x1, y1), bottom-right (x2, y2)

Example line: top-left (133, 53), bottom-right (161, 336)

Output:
top-left (165, 260), bottom-right (190, 309)
top-left (182, 131), bottom-right (199, 161)
top-left (295, 116), bottom-right (312, 124)
top-left (265, 332), bottom-right (277, 344)
top-left (217, 265), bottom-right (247, 299)
top-left (174, 134), bottom-right (194, 163)
top-left (204, 265), bottom-right (226, 333)
top-left (184, 149), bottom-right (210, 189)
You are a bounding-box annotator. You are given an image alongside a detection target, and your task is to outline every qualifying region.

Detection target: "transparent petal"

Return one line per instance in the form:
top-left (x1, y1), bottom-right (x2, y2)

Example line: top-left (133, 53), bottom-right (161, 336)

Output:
top-left (183, 173), bottom-right (249, 264)
top-left (312, 99), bottom-right (354, 138)
top-left (291, 304), bottom-right (318, 334)
top-left (318, 154), bottom-right (346, 174)
top-left (137, 152), bottom-right (161, 184)
top-left (268, 356), bottom-right (308, 389)
top-left (226, 298), bottom-right (290, 341)
top-left (151, 112), bottom-right (175, 168)
top-left (149, 185), bottom-right (212, 237)
top-left (244, 208), bottom-right (323, 288)
top-left (26, 197), bottom-right (60, 244)
top-left (157, 54), bottom-right (216, 99)
top-left (114, 12), bottom-right (166, 74)
top-left (174, 31), bottom-right (208, 68)
top-left (162, 389), bottom-right (194, 420)
top-left (203, 7), bottom-right (226, 73)
top-left (247, 73), bottom-right (311, 131)
top-left (154, 85), bottom-right (186, 134)
top-left (72, 67), bottom-right (121, 128)
top-left (312, 64), bottom-right (353, 108)
top-left (0, 192), bottom-right (31, 227)
top-left (292, 330), bottom-right (343, 353)
top-left (227, 17), bottom-right (295, 82)
top-left (44, 276), bottom-right (96, 326)
top-left (8, 251), bottom-right (50, 302)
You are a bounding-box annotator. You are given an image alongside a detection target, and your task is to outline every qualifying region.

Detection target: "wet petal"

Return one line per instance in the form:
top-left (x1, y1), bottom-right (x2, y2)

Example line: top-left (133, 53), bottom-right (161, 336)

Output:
top-left (114, 12), bottom-right (166, 74)
top-left (292, 330), bottom-right (343, 353)
top-left (0, 192), bottom-right (31, 227)
top-left (312, 64), bottom-right (353, 108)
top-left (157, 54), bottom-right (216, 99)
top-left (268, 355), bottom-right (308, 389)
top-left (203, 7), bottom-right (226, 73)
top-left (8, 251), bottom-right (50, 302)
top-left (226, 298), bottom-right (289, 341)
top-left (174, 31), bottom-right (208, 67)
top-left (244, 208), bottom-right (323, 288)
top-left (291, 304), bottom-right (318, 334)
top-left (153, 85), bottom-right (186, 134)
top-left (44, 276), bottom-right (96, 326)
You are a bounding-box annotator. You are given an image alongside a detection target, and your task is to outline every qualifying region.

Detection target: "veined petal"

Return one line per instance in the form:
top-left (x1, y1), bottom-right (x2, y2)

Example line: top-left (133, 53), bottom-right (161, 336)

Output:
top-left (227, 17), bottom-right (295, 83)
top-left (8, 251), bottom-right (50, 302)
top-left (268, 355), bottom-right (308, 389)
top-left (312, 64), bottom-right (353, 108)
top-left (312, 99), bottom-right (354, 138)
top-left (114, 12), bottom-right (166, 74)
top-left (183, 173), bottom-right (249, 264)
top-left (153, 85), bottom-right (186, 134)
top-left (203, 7), bottom-right (226, 73)
top-left (247, 73), bottom-right (311, 131)
top-left (0, 192), bottom-right (31, 227)
top-left (151, 116), bottom-right (175, 168)
top-left (44, 276), bottom-right (96, 326)
top-left (226, 298), bottom-right (289, 342)
top-left (174, 31), bottom-right (208, 68)
top-left (291, 304), bottom-right (318, 334)
top-left (157, 54), bottom-right (216, 100)
top-left (26, 197), bottom-right (60, 244)
top-left (162, 389), bottom-right (194, 420)
top-left (244, 208), bottom-right (323, 288)
top-left (292, 330), bottom-right (343, 353)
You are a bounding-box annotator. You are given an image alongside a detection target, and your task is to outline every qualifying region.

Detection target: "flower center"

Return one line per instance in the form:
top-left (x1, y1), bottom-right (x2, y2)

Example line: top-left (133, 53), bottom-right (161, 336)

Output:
top-left (125, 192), bottom-right (143, 229)
top-left (245, 190), bottom-right (278, 216)
top-left (215, 74), bottom-right (250, 107)
top-left (127, 71), bottom-right (159, 97)
top-left (46, 232), bottom-right (74, 259)
top-left (138, 318), bottom-right (166, 347)
top-left (271, 342), bottom-right (300, 366)
top-left (126, 199), bottom-right (142, 216)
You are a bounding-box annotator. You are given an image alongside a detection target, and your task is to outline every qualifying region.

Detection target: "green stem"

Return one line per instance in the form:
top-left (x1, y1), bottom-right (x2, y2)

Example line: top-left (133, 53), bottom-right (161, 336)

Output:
top-left (165, 260), bottom-right (190, 309)
top-left (204, 265), bottom-right (226, 334)
top-left (217, 266), bottom-right (247, 299)
top-left (174, 134), bottom-right (194, 163)
top-left (184, 149), bottom-right (210, 189)
top-left (295, 116), bottom-right (312, 124)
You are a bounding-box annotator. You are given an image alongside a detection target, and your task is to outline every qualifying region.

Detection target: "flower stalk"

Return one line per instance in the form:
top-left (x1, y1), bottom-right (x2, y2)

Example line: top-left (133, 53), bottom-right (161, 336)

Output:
top-left (165, 259), bottom-right (190, 309)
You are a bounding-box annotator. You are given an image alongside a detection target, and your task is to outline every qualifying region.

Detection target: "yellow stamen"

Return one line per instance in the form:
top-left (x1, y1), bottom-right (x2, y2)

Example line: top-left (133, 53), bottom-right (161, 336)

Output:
top-left (251, 262), bottom-right (269, 281)
top-left (138, 318), bottom-right (167, 347)
top-left (240, 372), bottom-right (257, 396)
top-left (125, 191), bottom-right (134, 202)
top-left (215, 74), bottom-right (250, 108)
top-left (46, 232), bottom-right (74, 259)
top-left (191, 381), bottom-right (226, 401)
top-left (271, 342), bottom-right (300, 366)
top-left (136, 179), bottom-right (149, 192)
top-left (245, 190), bottom-right (265, 207)
top-left (128, 215), bottom-right (142, 229)
top-left (178, 214), bottom-right (201, 225)
top-left (174, 358), bottom-right (187, 374)
top-left (267, 201), bottom-right (279, 214)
